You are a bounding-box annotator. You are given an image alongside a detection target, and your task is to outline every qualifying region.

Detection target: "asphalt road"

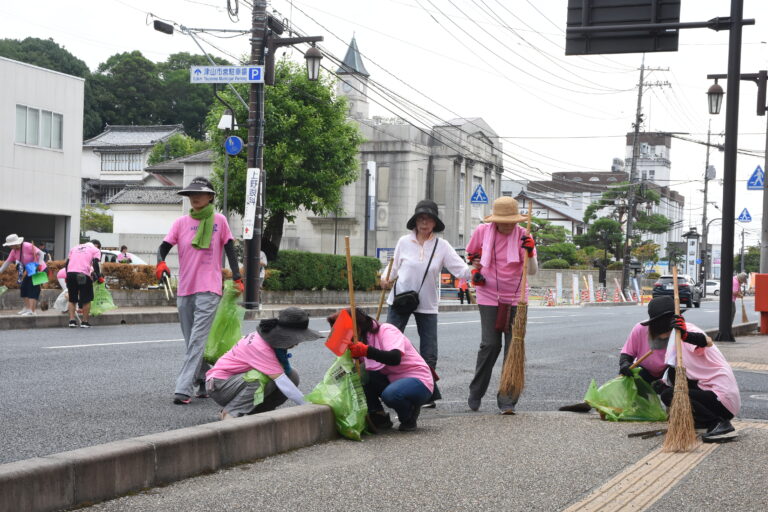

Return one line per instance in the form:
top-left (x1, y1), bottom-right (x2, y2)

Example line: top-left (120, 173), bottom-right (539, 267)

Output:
top-left (1, 298), bottom-right (764, 465)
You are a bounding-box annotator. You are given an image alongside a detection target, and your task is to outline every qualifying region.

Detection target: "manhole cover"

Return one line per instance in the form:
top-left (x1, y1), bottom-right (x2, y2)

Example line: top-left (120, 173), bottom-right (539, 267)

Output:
top-left (750, 394), bottom-right (768, 400)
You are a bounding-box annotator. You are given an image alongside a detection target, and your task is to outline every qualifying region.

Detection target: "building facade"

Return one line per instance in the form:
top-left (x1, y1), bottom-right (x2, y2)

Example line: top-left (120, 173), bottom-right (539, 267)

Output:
top-left (0, 57), bottom-right (84, 259)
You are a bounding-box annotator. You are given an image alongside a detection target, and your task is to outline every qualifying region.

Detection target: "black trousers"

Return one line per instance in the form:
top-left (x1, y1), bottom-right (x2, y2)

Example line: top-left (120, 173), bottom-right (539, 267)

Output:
top-left (659, 367), bottom-right (733, 428)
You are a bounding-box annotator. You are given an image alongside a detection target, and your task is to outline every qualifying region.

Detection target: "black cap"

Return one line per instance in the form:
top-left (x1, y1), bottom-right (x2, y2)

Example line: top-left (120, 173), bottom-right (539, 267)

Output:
top-left (178, 177), bottom-right (215, 197)
top-left (406, 199), bottom-right (445, 233)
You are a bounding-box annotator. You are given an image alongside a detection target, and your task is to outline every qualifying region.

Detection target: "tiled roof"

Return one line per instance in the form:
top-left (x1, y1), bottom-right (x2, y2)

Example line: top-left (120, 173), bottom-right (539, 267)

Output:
top-left (106, 186), bottom-right (182, 205)
top-left (144, 150), bottom-right (213, 172)
top-left (83, 125), bottom-right (184, 148)
top-left (336, 37), bottom-right (369, 76)
top-left (179, 149), bottom-right (214, 163)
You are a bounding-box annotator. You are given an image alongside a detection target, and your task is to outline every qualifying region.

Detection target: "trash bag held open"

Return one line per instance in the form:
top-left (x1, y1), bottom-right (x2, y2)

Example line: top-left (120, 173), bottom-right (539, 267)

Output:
top-left (204, 280), bottom-right (245, 364)
top-left (306, 351), bottom-right (368, 441)
top-left (90, 282), bottom-right (117, 316)
top-left (584, 367), bottom-right (668, 422)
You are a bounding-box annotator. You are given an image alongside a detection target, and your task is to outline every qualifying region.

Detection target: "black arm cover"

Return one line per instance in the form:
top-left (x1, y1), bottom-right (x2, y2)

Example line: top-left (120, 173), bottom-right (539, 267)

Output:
top-left (619, 353), bottom-right (634, 370)
top-left (224, 240), bottom-right (241, 280)
top-left (683, 331), bottom-right (708, 348)
top-left (157, 241), bottom-right (173, 262)
top-left (64, 258), bottom-right (69, 273)
top-left (365, 346), bottom-right (402, 366)
top-left (91, 259), bottom-right (101, 277)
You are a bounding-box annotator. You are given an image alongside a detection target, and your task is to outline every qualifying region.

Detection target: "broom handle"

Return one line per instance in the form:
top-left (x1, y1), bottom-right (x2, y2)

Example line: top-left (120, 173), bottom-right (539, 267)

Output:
top-left (376, 259), bottom-right (394, 322)
top-left (519, 214), bottom-right (532, 304)
top-left (629, 349), bottom-right (653, 370)
top-left (672, 266), bottom-right (684, 369)
top-left (344, 237), bottom-right (359, 344)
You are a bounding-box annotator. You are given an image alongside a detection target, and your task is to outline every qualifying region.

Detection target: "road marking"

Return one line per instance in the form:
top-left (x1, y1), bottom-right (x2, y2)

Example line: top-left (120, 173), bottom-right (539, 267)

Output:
top-left (563, 442), bottom-right (716, 511)
top-left (730, 361), bottom-right (768, 372)
top-left (45, 339), bottom-right (183, 349)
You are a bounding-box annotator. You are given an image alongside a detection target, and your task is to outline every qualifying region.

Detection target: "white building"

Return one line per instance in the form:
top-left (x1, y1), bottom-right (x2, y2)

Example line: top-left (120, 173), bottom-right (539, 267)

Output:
top-left (0, 57), bottom-right (84, 259)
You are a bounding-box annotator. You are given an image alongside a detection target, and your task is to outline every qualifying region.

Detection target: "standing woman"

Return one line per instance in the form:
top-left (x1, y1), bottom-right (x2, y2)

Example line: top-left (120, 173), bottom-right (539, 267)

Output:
top-left (0, 233), bottom-right (47, 316)
top-left (381, 199), bottom-right (472, 407)
top-left (466, 197), bottom-right (537, 414)
top-left (157, 177), bottom-right (243, 405)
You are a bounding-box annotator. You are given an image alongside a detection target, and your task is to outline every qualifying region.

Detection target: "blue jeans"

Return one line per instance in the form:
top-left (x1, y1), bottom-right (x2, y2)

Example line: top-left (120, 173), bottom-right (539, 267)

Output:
top-left (364, 371), bottom-right (432, 423)
top-left (386, 307), bottom-right (441, 400)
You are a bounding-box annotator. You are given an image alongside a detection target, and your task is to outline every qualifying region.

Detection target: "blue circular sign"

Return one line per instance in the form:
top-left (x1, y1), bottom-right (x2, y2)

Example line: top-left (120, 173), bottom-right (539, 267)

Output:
top-left (224, 136), bottom-right (243, 156)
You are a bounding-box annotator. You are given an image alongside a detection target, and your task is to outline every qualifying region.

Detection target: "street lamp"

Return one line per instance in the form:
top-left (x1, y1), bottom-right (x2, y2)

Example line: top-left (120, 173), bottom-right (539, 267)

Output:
top-left (304, 45), bottom-right (323, 81)
top-left (707, 81), bottom-right (724, 115)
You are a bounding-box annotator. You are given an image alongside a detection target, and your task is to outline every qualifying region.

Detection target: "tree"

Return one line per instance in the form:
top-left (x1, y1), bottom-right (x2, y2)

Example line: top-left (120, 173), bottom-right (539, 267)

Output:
top-left (583, 183), bottom-right (672, 237)
top-left (734, 246), bottom-right (759, 273)
top-left (81, 205), bottom-right (113, 233)
top-left (206, 59), bottom-right (364, 256)
top-left (633, 241), bottom-right (660, 264)
top-left (530, 217), bottom-right (567, 245)
top-left (147, 134), bottom-right (210, 165)
top-left (537, 242), bottom-right (578, 265)
top-left (574, 217), bottom-right (624, 258)
top-left (92, 51), bottom-right (163, 126)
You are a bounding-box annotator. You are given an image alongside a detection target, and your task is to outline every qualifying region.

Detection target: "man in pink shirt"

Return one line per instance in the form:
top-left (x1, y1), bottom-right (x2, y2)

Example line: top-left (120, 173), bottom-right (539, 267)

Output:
top-left (64, 239), bottom-right (102, 328)
top-left (1, 233), bottom-right (48, 316)
top-left (157, 177), bottom-right (243, 405)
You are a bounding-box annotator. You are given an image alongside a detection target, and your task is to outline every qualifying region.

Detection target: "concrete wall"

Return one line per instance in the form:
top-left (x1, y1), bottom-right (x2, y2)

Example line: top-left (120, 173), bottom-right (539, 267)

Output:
top-left (111, 205), bottom-right (180, 235)
top-left (0, 57), bottom-right (84, 257)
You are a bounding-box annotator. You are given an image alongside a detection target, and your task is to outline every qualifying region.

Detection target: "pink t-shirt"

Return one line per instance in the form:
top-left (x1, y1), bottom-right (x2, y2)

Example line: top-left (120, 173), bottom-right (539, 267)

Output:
top-left (66, 243), bottom-right (100, 275)
top-left (663, 322), bottom-right (741, 416)
top-left (117, 252), bottom-right (135, 262)
top-left (206, 332), bottom-right (284, 381)
top-left (466, 223), bottom-right (536, 306)
top-left (164, 213), bottom-right (233, 296)
top-left (7, 242), bottom-right (46, 272)
top-left (363, 323), bottom-right (434, 393)
top-left (620, 322), bottom-right (668, 378)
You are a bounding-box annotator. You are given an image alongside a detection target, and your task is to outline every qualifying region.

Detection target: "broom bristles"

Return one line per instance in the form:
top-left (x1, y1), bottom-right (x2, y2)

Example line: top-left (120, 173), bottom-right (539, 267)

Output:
top-left (499, 302), bottom-right (527, 400)
top-left (662, 366), bottom-right (699, 452)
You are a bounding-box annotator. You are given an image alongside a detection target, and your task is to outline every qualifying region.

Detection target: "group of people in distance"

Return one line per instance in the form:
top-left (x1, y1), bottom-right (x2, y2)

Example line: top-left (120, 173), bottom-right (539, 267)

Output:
top-left (155, 176), bottom-right (538, 430)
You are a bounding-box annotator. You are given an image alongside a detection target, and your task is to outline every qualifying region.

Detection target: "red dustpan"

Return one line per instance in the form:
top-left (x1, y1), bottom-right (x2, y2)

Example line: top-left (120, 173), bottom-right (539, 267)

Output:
top-left (325, 309), bottom-right (354, 356)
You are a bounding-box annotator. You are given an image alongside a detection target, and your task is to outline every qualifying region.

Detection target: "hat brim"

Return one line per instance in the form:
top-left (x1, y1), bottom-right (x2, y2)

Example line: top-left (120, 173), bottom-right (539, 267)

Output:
top-left (483, 213), bottom-right (528, 224)
top-left (3, 237), bottom-right (23, 246)
top-left (178, 188), bottom-right (215, 197)
top-left (640, 308), bottom-right (687, 325)
top-left (258, 326), bottom-right (323, 349)
top-left (406, 213), bottom-right (445, 233)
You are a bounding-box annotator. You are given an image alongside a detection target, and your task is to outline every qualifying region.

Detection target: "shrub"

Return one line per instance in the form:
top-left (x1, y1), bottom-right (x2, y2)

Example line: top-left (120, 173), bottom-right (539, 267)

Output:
top-left (267, 250), bottom-right (381, 291)
top-left (647, 271), bottom-right (660, 279)
top-left (607, 261), bottom-right (624, 270)
top-left (541, 258), bottom-right (570, 269)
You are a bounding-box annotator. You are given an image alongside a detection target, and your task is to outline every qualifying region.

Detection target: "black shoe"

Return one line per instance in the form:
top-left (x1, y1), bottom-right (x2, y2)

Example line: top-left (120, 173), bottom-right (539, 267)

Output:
top-left (399, 406), bottom-right (422, 432)
top-left (468, 396), bottom-right (481, 411)
top-left (422, 401), bottom-right (436, 409)
top-left (368, 412), bottom-right (393, 433)
top-left (173, 393), bottom-right (191, 405)
top-left (195, 382), bottom-right (209, 398)
top-left (68, 320), bottom-right (78, 328)
top-left (702, 420), bottom-right (736, 442)
top-left (559, 402), bottom-right (592, 413)
top-left (80, 321), bottom-right (91, 328)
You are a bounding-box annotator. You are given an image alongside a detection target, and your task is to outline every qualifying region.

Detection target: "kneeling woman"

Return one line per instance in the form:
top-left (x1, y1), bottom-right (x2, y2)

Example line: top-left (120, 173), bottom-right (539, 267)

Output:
top-left (332, 309), bottom-right (434, 432)
top-left (206, 307), bottom-right (322, 419)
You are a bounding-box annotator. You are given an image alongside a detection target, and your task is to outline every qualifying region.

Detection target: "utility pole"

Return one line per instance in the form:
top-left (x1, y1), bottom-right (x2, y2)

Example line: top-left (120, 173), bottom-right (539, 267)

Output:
top-left (701, 120), bottom-right (712, 297)
top-left (741, 229), bottom-right (746, 273)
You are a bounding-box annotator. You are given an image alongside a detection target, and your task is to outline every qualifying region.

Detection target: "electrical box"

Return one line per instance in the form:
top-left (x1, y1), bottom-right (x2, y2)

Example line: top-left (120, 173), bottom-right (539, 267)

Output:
top-left (754, 274), bottom-right (768, 312)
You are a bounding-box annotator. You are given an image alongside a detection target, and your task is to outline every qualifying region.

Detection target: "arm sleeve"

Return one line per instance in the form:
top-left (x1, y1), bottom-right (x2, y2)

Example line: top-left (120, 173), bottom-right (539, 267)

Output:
top-left (273, 374), bottom-right (305, 405)
top-left (441, 239), bottom-right (472, 280)
top-left (389, 239), bottom-right (403, 281)
top-left (224, 240), bottom-right (241, 280)
top-left (64, 258), bottom-right (69, 273)
top-left (683, 331), bottom-right (709, 348)
top-left (0, 260), bottom-right (10, 273)
top-left (157, 241), bottom-right (173, 262)
top-left (91, 259), bottom-right (101, 277)
top-left (466, 225), bottom-right (483, 256)
top-left (527, 255), bottom-right (538, 275)
top-left (365, 346), bottom-right (403, 366)
top-left (36, 249), bottom-right (46, 267)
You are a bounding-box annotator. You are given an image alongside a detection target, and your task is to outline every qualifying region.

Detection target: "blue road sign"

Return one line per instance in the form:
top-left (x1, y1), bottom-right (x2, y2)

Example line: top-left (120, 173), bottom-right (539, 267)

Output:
top-left (470, 184), bottom-right (489, 204)
top-left (747, 165), bottom-right (764, 190)
top-left (224, 136), bottom-right (243, 156)
top-left (737, 208), bottom-right (752, 222)
top-left (189, 65), bottom-right (264, 83)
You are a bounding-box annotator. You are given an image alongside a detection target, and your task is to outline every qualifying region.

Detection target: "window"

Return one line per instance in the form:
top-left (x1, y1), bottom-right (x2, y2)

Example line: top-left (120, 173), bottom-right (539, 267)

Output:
top-left (101, 152), bottom-right (143, 172)
top-left (15, 104), bottom-right (63, 149)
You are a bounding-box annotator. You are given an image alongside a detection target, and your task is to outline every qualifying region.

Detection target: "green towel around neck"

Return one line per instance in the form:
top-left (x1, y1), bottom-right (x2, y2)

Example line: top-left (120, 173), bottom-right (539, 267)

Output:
top-left (190, 204), bottom-right (215, 249)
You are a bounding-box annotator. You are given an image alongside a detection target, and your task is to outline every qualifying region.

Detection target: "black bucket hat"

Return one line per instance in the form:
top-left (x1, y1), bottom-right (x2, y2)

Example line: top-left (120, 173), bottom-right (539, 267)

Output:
top-left (406, 199), bottom-right (445, 232)
top-left (178, 177), bottom-right (216, 197)
top-left (258, 307), bottom-right (322, 349)
top-left (640, 295), bottom-right (686, 326)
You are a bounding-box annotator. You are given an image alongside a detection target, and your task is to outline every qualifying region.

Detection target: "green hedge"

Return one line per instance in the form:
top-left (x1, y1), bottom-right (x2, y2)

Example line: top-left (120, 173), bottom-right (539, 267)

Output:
top-left (264, 250), bottom-right (381, 291)
top-left (541, 258), bottom-right (570, 269)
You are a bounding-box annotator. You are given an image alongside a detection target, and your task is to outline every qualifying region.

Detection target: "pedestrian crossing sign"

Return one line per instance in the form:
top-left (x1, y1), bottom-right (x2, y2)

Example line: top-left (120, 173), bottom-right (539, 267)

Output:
top-left (737, 208), bottom-right (752, 222)
top-left (470, 184), bottom-right (489, 204)
top-left (747, 165), bottom-right (764, 190)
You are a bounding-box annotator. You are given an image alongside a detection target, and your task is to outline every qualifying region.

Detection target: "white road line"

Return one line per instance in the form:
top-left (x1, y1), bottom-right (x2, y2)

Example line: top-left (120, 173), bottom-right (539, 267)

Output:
top-left (45, 339), bottom-right (184, 349)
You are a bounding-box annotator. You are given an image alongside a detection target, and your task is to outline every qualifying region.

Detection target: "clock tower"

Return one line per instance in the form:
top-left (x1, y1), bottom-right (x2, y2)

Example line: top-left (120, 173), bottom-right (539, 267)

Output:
top-left (336, 37), bottom-right (370, 120)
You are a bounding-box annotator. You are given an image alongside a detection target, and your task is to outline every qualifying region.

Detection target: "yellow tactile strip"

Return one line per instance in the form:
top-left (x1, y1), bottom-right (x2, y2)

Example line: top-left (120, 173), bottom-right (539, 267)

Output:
top-left (563, 442), bottom-right (716, 512)
top-left (729, 361), bottom-right (768, 372)
top-left (734, 420), bottom-right (768, 432)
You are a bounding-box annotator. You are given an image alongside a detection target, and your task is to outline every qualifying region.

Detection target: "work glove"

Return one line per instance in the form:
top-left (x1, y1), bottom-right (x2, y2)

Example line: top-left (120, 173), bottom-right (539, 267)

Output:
top-left (155, 261), bottom-right (170, 281)
top-left (233, 278), bottom-right (244, 294)
top-left (521, 235), bottom-right (536, 255)
top-left (97, 276), bottom-right (105, 284)
top-left (349, 341), bottom-right (368, 359)
top-left (471, 269), bottom-right (486, 286)
top-left (670, 314), bottom-right (688, 340)
top-left (618, 353), bottom-right (634, 377)
top-left (651, 379), bottom-right (669, 395)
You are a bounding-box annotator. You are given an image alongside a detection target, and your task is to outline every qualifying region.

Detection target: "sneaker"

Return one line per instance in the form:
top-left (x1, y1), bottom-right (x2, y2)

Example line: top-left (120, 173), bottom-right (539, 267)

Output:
top-left (398, 406), bottom-right (421, 432)
top-left (17, 308), bottom-right (30, 315)
top-left (367, 412), bottom-right (394, 433)
top-left (468, 396), bottom-right (481, 412)
top-left (500, 407), bottom-right (516, 415)
top-left (195, 382), bottom-right (209, 398)
top-left (173, 393), bottom-right (191, 405)
top-left (68, 320), bottom-right (78, 328)
top-left (80, 321), bottom-right (91, 328)
top-left (422, 401), bottom-right (436, 409)
top-left (20, 310), bottom-right (36, 316)
top-left (702, 420), bottom-right (737, 442)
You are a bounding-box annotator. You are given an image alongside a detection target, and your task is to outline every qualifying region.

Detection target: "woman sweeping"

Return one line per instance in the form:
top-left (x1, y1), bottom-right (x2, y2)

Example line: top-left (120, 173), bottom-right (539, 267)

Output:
top-left (466, 197), bottom-right (537, 414)
top-left (381, 199), bottom-right (471, 408)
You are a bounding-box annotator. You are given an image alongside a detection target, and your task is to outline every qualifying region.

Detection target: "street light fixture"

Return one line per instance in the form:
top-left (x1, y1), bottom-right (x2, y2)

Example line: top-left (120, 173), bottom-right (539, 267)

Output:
top-left (707, 81), bottom-right (725, 115)
top-left (304, 45), bottom-right (323, 81)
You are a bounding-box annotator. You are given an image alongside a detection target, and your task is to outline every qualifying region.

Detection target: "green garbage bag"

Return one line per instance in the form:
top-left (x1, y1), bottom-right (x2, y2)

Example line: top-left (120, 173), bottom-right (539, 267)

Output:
top-left (306, 352), bottom-right (368, 441)
top-left (90, 282), bottom-right (117, 316)
top-left (242, 369), bottom-right (272, 407)
top-left (584, 367), bottom-right (668, 422)
top-left (204, 280), bottom-right (245, 364)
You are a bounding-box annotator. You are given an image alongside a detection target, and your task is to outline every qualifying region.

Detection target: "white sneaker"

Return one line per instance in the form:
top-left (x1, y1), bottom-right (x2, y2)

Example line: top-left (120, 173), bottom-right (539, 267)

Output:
top-left (17, 308), bottom-right (30, 315)
top-left (21, 311), bottom-right (36, 316)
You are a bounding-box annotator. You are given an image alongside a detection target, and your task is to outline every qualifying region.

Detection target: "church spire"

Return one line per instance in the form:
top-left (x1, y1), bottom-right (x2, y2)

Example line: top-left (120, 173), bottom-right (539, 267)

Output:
top-left (337, 36), bottom-right (369, 76)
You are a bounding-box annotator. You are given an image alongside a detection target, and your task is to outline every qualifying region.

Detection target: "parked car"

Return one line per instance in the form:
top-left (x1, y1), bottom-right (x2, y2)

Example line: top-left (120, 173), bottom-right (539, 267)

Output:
top-left (651, 274), bottom-right (701, 308)
top-left (704, 279), bottom-right (720, 296)
top-left (100, 250), bottom-right (147, 265)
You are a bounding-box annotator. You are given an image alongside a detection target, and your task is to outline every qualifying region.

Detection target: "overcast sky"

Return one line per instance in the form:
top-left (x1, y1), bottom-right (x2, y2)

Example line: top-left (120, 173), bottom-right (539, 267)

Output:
top-left (3, 0), bottom-right (767, 249)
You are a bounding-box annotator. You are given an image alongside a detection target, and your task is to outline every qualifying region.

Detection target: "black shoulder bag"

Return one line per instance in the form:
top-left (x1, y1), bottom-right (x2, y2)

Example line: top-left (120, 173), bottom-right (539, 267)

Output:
top-left (392, 239), bottom-right (439, 315)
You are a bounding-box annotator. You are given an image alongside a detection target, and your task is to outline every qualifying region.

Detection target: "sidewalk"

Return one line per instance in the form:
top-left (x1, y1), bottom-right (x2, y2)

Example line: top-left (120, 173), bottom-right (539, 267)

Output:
top-left (2, 335), bottom-right (767, 511)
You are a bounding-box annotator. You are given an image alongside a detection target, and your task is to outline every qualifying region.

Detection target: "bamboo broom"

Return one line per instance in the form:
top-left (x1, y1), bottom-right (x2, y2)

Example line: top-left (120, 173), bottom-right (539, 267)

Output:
top-left (662, 265), bottom-right (699, 452)
top-left (741, 295), bottom-right (749, 323)
top-left (499, 214), bottom-right (532, 401)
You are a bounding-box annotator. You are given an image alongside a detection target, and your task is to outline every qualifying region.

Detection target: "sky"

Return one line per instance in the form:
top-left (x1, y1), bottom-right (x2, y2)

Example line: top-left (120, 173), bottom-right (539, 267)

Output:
top-left (2, 0), bottom-right (767, 251)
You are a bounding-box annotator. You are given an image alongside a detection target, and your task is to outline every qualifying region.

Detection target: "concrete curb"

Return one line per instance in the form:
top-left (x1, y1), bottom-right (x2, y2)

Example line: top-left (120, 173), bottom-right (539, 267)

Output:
top-left (704, 322), bottom-right (758, 340)
top-left (0, 404), bottom-right (337, 512)
top-left (581, 301), bottom-right (640, 307)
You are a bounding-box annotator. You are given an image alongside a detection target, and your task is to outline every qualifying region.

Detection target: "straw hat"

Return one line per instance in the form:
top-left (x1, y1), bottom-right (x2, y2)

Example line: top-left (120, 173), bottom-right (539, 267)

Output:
top-left (3, 234), bottom-right (23, 247)
top-left (483, 197), bottom-right (528, 224)
top-left (258, 307), bottom-right (323, 349)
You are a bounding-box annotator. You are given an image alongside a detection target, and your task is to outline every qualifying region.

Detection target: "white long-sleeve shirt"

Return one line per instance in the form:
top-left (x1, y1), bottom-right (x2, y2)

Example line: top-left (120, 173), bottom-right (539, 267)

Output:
top-left (387, 232), bottom-right (471, 314)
